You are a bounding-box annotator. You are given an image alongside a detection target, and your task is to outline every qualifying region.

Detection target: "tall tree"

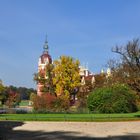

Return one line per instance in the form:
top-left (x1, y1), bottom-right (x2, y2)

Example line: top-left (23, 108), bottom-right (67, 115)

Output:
top-left (53, 56), bottom-right (81, 98)
top-left (109, 39), bottom-right (140, 94)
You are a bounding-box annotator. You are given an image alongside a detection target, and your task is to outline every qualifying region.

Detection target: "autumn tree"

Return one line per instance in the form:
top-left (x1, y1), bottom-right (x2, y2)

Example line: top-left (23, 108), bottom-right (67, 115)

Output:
top-left (53, 95), bottom-right (70, 112)
top-left (108, 39), bottom-right (140, 94)
top-left (6, 92), bottom-right (20, 108)
top-left (53, 56), bottom-right (81, 98)
top-left (94, 73), bottom-right (107, 88)
top-left (77, 76), bottom-right (95, 111)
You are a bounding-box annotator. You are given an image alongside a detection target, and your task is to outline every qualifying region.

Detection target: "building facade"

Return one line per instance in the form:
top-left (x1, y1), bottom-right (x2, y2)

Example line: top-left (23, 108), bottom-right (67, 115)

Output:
top-left (79, 65), bottom-right (95, 86)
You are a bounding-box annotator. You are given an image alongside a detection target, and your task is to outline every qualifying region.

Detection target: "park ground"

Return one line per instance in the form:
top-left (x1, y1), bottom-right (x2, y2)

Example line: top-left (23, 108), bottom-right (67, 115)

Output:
top-left (1, 121), bottom-right (140, 140)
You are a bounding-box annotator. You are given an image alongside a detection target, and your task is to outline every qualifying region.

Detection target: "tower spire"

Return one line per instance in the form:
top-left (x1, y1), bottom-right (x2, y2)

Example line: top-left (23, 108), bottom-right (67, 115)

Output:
top-left (43, 35), bottom-right (49, 54)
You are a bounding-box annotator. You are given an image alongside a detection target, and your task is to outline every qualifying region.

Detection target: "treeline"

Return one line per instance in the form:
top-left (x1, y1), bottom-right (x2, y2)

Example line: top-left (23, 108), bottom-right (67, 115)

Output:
top-left (6, 86), bottom-right (36, 100)
top-left (0, 83), bottom-right (36, 107)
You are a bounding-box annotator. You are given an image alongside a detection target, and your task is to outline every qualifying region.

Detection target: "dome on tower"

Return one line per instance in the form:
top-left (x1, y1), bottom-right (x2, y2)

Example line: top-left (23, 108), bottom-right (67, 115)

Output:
top-left (40, 53), bottom-right (52, 64)
top-left (39, 37), bottom-right (52, 64)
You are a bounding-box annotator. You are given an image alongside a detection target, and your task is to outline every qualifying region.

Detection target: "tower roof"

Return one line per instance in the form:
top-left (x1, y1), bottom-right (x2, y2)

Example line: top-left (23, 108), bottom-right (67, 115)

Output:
top-left (40, 53), bottom-right (52, 64)
top-left (40, 36), bottom-right (52, 64)
top-left (43, 36), bottom-right (49, 54)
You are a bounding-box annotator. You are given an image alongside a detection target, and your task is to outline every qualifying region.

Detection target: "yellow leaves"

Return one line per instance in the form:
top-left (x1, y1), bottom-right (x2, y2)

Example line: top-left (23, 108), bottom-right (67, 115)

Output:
top-left (35, 55), bottom-right (80, 97)
top-left (53, 56), bottom-right (80, 96)
top-left (55, 84), bottom-right (64, 96)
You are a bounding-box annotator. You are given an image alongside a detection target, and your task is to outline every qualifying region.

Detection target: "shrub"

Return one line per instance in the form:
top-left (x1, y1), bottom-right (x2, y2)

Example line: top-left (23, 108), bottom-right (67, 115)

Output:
top-left (87, 84), bottom-right (139, 113)
top-left (32, 94), bottom-right (70, 113)
top-left (53, 95), bottom-right (70, 112)
top-left (16, 109), bottom-right (28, 114)
top-left (33, 94), bottom-right (56, 112)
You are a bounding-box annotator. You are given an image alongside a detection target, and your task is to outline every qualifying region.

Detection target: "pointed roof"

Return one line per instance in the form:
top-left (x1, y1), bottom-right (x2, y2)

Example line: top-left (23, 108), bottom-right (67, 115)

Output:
top-left (40, 36), bottom-right (52, 64)
top-left (43, 36), bottom-right (49, 54)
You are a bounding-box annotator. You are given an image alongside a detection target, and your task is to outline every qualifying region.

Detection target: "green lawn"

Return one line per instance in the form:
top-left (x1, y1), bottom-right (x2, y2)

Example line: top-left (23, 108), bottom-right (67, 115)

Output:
top-left (0, 112), bottom-right (140, 122)
top-left (19, 100), bottom-right (29, 106)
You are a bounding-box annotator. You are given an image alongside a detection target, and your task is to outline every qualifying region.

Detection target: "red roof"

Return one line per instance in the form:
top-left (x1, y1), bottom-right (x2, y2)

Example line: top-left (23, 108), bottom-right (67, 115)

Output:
top-left (84, 75), bottom-right (94, 81)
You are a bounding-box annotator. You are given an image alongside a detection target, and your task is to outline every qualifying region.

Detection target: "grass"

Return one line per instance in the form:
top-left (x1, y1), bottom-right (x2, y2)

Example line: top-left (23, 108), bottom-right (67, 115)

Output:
top-left (19, 100), bottom-right (29, 106)
top-left (0, 112), bottom-right (140, 122)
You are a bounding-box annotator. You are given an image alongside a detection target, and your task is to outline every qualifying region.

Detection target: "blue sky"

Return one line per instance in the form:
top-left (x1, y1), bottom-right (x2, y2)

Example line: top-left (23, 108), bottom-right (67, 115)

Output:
top-left (0, 0), bottom-right (140, 88)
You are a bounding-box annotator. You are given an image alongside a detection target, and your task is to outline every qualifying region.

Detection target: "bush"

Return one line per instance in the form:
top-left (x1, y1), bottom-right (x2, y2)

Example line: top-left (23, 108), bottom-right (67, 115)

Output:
top-left (87, 84), bottom-right (139, 113)
top-left (33, 94), bottom-right (56, 112)
top-left (53, 95), bottom-right (70, 112)
top-left (16, 109), bottom-right (28, 114)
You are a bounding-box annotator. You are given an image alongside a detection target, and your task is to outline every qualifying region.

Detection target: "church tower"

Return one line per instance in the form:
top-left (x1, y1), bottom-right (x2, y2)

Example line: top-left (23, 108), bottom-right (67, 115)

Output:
top-left (37, 38), bottom-right (52, 96)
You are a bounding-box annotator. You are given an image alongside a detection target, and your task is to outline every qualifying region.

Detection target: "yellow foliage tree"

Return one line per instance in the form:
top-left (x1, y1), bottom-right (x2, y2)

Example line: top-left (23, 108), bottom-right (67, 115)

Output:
top-left (53, 56), bottom-right (81, 97)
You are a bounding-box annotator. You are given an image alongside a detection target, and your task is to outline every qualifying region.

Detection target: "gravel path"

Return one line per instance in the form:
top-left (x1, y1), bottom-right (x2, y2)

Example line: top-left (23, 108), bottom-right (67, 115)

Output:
top-left (13, 121), bottom-right (140, 137)
top-left (1, 121), bottom-right (140, 140)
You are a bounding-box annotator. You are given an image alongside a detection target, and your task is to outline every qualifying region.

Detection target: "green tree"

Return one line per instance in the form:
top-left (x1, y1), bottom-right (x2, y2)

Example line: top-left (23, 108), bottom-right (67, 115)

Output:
top-left (87, 84), bottom-right (139, 113)
top-left (17, 87), bottom-right (36, 100)
top-left (53, 56), bottom-right (81, 97)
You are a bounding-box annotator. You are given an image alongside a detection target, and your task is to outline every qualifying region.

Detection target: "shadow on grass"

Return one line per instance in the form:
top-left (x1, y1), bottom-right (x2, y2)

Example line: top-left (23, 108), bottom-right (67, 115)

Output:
top-left (0, 121), bottom-right (140, 140)
top-left (135, 115), bottom-right (140, 118)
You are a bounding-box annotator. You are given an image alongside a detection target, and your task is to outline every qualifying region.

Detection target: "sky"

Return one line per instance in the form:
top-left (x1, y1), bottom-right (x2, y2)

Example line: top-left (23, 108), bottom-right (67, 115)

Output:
top-left (0, 0), bottom-right (140, 88)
